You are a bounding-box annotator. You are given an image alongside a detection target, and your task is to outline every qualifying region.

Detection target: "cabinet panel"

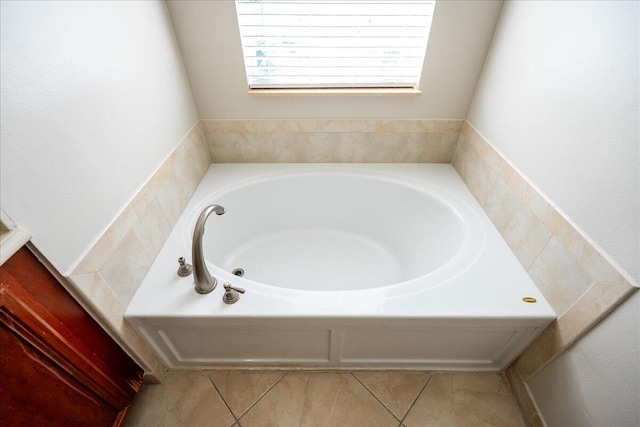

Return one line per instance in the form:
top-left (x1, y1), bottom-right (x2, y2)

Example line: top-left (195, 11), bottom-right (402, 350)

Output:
top-left (0, 248), bottom-right (143, 426)
top-left (1, 322), bottom-right (117, 426)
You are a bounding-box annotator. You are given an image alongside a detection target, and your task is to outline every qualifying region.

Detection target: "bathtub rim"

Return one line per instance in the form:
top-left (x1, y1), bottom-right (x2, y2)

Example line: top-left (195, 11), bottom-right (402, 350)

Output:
top-left (126, 163), bottom-right (556, 321)
top-left (180, 166), bottom-right (486, 298)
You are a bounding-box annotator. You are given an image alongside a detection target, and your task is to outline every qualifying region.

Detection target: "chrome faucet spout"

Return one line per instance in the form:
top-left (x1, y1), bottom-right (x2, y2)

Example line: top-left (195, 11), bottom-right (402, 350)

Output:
top-left (192, 204), bottom-right (225, 294)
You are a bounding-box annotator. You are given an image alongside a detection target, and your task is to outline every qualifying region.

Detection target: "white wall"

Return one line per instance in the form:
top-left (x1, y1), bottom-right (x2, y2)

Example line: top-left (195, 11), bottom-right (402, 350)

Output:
top-left (166, 0), bottom-right (503, 119)
top-left (466, 1), bottom-right (639, 424)
top-left (0, 1), bottom-right (198, 275)
top-left (467, 0), bottom-right (639, 282)
top-left (528, 291), bottom-right (640, 426)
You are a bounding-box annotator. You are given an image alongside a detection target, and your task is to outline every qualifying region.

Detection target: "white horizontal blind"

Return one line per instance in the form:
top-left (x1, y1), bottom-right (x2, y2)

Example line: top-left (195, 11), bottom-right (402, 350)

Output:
top-left (235, 1), bottom-right (436, 89)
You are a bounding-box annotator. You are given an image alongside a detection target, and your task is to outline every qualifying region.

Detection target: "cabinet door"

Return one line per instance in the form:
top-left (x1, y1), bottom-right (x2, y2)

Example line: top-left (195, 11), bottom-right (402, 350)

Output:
top-left (0, 248), bottom-right (144, 426)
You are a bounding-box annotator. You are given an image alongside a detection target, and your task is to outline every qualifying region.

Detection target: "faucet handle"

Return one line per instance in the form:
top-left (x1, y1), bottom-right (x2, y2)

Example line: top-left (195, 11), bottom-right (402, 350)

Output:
top-left (177, 257), bottom-right (193, 277)
top-left (223, 282), bottom-right (245, 304)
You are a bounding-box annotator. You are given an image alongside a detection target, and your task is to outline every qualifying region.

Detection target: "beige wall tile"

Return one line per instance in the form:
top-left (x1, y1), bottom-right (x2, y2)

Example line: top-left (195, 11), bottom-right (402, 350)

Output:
top-left (503, 204), bottom-right (552, 269)
top-left (376, 120), bottom-right (426, 133)
top-left (466, 156), bottom-right (501, 205)
top-left (271, 132), bottom-right (310, 162)
top-left (544, 209), bottom-right (584, 260)
top-left (306, 132), bottom-right (341, 162)
top-left (132, 196), bottom-right (173, 261)
top-left (203, 119), bottom-right (277, 133)
top-left (339, 132), bottom-right (410, 162)
top-left (137, 156), bottom-right (174, 199)
top-left (407, 132), bottom-right (457, 163)
top-left (181, 140), bottom-right (206, 188)
top-left (500, 162), bottom-right (527, 196)
top-left (374, 120), bottom-right (462, 133)
top-left (99, 229), bottom-right (152, 306)
top-left (523, 185), bottom-right (552, 222)
top-left (505, 365), bottom-right (539, 425)
top-left (155, 171), bottom-right (195, 226)
top-left (461, 121), bottom-right (474, 139)
top-left (317, 119), bottom-right (377, 133)
top-left (210, 133), bottom-right (274, 163)
top-left (435, 120), bottom-right (464, 133)
top-left (452, 136), bottom-right (501, 204)
top-left (208, 132), bottom-right (242, 162)
top-left (172, 145), bottom-right (202, 195)
top-left (460, 122), bottom-right (502, 169)
top-left (579, 241), bottom-right (627, 285)
top-left (192, 122), bottom-right (212, 174)
top-left (453, 136), bottom-right (478, 181)
top-left (451, 134), bottom-right (472, 180)
top-left (462, 120), bottom-right (636, 402)
top-left (73, 205), bottom-right (139, 274)
top-left (482, 176), bottom-right (521, 234)
top-left (515, 324), bottom-right (563, 380)
top-left (338, 133), bottom-right (373, 162)
top-left (130, 185), bottom-right (157, 218)
top-left (267, 120), bottom-right (314, 133)
top-left (69, 123), bottom-right (205, 381)
top-left (554, 282), bottom-right (635, 345)
top-left (68, 272), bottom-right (126, 318)
top-left (527, 237), bottom-right (594, 315)
top-left (203, 120), bottom-right (463, 163)
top-left (514, 284), bottom-right (637, 384)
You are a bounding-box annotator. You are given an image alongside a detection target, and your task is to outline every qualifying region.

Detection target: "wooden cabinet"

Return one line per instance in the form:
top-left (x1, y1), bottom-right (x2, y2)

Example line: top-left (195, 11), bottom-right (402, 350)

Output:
top-left (1, 247), bottom-right (143, 426)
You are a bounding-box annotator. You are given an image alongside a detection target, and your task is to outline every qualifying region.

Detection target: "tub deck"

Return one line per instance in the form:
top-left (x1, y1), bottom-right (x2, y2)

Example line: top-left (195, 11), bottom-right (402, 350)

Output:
top-left (125, 164), bottom-right (555, 370)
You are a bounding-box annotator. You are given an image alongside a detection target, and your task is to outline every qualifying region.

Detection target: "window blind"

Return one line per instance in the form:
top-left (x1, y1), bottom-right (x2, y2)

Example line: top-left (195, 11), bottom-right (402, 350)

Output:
top-left (235, 1), bottom-right (436, 89)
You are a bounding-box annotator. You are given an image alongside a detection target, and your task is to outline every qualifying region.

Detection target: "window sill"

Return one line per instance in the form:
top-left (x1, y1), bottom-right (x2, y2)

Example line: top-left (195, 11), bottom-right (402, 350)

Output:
top-left (248, 88), bottom-right (422, 97)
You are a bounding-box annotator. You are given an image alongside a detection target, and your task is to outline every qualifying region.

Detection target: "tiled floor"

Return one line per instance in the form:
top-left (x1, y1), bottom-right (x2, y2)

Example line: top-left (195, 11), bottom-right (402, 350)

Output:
top-left (125, 370), bottom-right (525, 426)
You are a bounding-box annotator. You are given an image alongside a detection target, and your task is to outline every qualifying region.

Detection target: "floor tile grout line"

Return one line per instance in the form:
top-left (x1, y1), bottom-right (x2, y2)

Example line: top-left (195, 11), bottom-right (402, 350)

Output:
top-left (236, 372), bottom-right (287, 423)
top-left (399, 373), bottom-right (433, 426)
top-left (207, 375), bottom-right (240, 426)
top-left (350, 372), bottom-right (403, 423)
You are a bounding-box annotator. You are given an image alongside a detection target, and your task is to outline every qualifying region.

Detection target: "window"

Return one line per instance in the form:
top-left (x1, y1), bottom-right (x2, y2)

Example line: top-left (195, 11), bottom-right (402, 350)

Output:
top-left (235, 1), bottom-right (436, 91)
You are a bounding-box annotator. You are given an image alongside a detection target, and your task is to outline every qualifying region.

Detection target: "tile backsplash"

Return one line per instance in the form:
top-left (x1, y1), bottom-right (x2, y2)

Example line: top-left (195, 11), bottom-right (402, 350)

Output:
top-left (67, 122), bottom-right (210, 378)
top-left (202, 119), bottom-right (463, 163)
top-left (453, 121), bottom-right (638, 422)
top-left (60, 118), bottom-right (636, 389)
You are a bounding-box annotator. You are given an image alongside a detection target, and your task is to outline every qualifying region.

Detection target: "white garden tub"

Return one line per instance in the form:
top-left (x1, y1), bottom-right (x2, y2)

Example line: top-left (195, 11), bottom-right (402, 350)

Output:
top-left (125, 164), bottom-right (555, 370)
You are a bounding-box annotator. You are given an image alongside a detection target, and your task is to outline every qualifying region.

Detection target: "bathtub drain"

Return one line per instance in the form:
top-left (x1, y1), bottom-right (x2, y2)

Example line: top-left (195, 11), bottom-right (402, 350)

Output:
top-left (232, 268), bottom-right (245, 277)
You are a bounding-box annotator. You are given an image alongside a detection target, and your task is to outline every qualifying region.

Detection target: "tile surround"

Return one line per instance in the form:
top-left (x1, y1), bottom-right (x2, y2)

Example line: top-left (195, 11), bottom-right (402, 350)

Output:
top-left (527, 237), bottom-right (593, 315)
top-left (202, 119), bottom-right (463, 163)
top-left (125, 370), bottom-right (525, 427)
top-left (453, 121), bottom-right (638, 419)
top-left (505, 366), bottom-right (543, 427)
top-left (67, 122), bottom-right (211, 378)
top-left (58, 117), bottom-right (636, 415)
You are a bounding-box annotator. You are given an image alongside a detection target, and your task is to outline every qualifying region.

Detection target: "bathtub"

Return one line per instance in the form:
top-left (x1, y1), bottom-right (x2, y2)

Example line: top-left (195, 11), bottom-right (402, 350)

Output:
top-left (125, 164), bottom-right (555, 370)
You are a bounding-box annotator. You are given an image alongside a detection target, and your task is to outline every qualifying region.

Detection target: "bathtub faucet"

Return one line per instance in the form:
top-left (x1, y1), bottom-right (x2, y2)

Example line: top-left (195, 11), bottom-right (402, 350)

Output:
top-left (192, 204), bottom-right (225, 294)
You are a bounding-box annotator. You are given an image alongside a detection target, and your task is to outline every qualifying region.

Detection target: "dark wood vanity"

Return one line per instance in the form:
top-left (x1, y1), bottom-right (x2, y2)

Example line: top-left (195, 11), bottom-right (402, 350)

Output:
top-left (1, 247), bottom-right (143, 426)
